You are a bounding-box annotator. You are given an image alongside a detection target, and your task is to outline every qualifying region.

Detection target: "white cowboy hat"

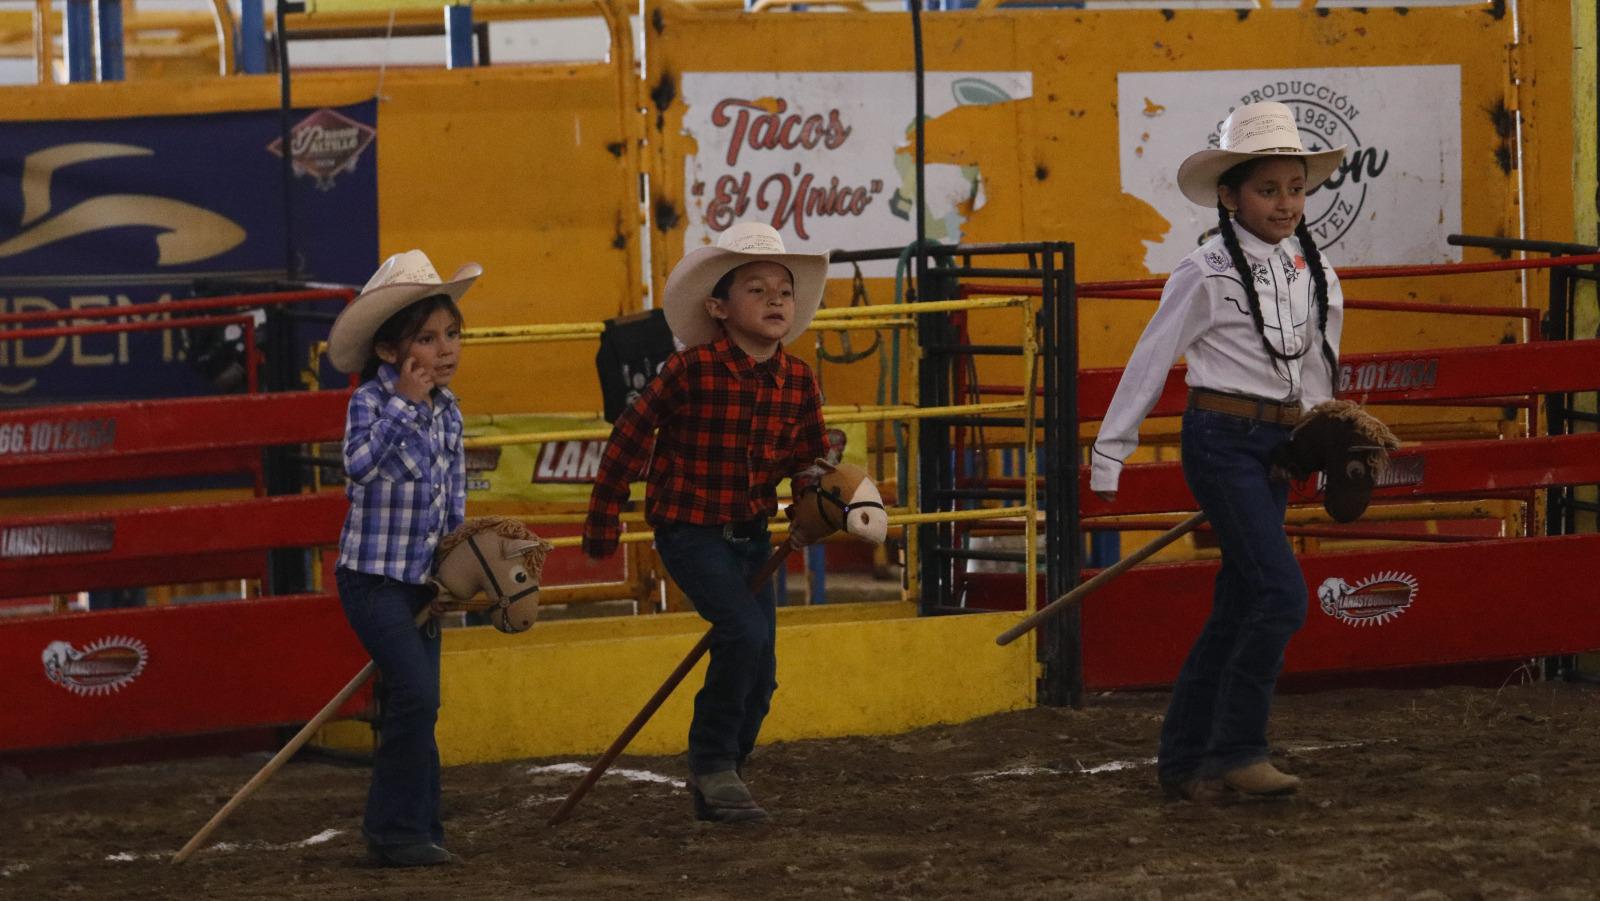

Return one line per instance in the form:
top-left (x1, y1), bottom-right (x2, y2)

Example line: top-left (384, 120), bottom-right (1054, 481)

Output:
top-left (662, 222), bottom-right (829, 348)
top-left (327, 249), bottom-right (481, 373)
top-left (1176, 101), bottom-right (1348, 207)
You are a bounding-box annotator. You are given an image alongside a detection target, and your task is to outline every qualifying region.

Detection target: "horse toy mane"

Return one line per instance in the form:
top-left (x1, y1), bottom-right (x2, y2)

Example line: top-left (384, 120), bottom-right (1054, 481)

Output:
top-left (1280, 400), bottom-right (1402, 523)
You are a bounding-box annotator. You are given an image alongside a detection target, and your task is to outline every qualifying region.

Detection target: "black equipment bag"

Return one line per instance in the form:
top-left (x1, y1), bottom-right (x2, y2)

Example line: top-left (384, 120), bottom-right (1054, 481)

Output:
top-left (595, 308), bottom-right (677, 423)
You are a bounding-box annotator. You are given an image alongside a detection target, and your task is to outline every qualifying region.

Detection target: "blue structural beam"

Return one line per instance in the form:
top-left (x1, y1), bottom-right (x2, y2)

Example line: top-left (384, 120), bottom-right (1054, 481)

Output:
top-left (239, 0), bottom-right (268, 74)
top-left (65, 0), bottom-right (96, 82)
top-left (771, 546), bottom-right (828, 605)
top-left (807, 544), bottom-right (826, 604)
top-left (445, 4), bottom-right (474, 69)
top-left (1088, 531), bottom-right (1121, 569)
top-left (95, 0), bottom-right (124, 80)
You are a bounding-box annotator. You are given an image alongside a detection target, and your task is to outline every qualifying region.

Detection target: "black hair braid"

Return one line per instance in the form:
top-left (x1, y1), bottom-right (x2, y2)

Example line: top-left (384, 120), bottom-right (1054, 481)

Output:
top-left (1216, 203), bottom-right (1307, 363)
top-left (1295, 219), bottom-right (1340, 385)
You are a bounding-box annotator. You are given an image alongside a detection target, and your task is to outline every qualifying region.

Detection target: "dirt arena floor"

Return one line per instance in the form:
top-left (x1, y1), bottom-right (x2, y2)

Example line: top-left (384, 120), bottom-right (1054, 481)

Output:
top-left (7, 679), bottom-right (1600, 900)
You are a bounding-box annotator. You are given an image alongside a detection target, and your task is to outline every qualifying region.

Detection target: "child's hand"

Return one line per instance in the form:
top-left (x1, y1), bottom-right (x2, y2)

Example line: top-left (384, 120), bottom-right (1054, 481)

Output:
top-left (581, 512), bottom-right (619, 559)
top-left (396, 355), bottom-right (434, 404)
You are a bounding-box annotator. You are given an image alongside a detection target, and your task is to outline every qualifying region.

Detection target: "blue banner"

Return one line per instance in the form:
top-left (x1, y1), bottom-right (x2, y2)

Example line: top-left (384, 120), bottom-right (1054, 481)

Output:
top-left (0, 101), bottom-right (378, 403)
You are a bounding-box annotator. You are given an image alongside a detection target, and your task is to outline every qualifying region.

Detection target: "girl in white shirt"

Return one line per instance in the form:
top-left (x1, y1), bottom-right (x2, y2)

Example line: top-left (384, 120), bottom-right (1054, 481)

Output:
top-left (1091, 101), bottom-right (1347, 803)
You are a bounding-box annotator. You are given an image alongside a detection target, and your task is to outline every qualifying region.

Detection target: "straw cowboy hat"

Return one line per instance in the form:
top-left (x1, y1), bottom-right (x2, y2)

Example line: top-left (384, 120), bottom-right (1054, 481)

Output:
top-left (1176, 101), bottom-right (1348, 207)
top-left (662, 222), bottom-right (829, 348)
top-left (327, 249), bottom-right (481, 373)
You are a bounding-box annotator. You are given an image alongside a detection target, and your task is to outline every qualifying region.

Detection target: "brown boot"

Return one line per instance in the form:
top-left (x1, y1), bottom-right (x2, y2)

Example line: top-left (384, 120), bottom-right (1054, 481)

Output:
top-left (1160, 776), bottom-right (1225, 805)
top-left (1221, 760), bottom-right (1301, 796)
top-left (688, 770), bottom-right (769, 823)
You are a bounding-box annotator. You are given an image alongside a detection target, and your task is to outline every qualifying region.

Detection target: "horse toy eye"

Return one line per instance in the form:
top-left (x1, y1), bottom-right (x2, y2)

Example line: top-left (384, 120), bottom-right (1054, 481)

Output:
top-left (514, 570), bottom-right (529, 584)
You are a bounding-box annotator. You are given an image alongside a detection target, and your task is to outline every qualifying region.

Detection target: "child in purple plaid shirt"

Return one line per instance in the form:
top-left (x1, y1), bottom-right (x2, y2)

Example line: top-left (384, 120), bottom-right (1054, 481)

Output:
top-left (325, 250), bottom-right (478, 868)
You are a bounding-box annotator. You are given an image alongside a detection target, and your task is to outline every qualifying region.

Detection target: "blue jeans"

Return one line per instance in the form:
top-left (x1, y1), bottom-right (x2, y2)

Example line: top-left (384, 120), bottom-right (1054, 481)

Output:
top-left (654, 522), bottom-right (778, 776)
top-left (335, 567), bottom-right (443, 848)
top-left (1157, 408), bottom-right (1307, 784)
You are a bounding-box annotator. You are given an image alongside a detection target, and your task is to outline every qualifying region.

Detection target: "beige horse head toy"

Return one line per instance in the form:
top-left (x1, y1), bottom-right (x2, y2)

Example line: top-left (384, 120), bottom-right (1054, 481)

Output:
top-left (432, 517), bottom-right (555, 633)
top-left (786, 460), bottom-right (889, 547)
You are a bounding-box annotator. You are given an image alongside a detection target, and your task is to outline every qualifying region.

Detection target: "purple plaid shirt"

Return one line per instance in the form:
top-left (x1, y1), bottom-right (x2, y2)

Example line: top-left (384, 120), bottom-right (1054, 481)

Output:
top-left (337, 364), bottom-right (466, 584)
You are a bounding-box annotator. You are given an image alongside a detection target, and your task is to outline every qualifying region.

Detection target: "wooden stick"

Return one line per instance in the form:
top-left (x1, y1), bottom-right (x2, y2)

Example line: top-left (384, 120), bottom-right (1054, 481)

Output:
top-left (547, 539), bottom-right (797, 826)
top-left (995, 511), bottom-right (1207, 647)
top-left (171, 606), bottom-right (431, 864)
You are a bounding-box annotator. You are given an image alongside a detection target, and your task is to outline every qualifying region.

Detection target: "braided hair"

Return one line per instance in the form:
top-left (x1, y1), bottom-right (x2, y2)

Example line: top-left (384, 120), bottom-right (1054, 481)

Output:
top-left (1214, 159), bottom-right (1338, 381)
top-left (1295, 218), bottom-right (1340, 378)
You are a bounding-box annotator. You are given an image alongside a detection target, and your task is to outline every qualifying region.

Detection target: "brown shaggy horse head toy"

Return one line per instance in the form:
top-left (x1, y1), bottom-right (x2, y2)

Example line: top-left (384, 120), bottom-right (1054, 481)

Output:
top-left (432, 517), bottom-right (555, 633)
top-left (1278, 400), bottom-right (1401, 523)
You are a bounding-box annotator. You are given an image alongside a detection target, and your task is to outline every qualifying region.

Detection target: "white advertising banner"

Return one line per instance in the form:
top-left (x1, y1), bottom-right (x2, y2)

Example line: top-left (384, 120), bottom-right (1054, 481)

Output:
top-left (679, 71), bottom-right (1033, 277)
top-left (1117, 66), bottom-right (1462, 273)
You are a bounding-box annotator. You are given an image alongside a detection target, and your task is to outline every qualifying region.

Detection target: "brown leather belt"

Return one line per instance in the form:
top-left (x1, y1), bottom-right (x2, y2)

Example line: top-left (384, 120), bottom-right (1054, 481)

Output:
top-left (1187, 388), bottom-right (1302, 426)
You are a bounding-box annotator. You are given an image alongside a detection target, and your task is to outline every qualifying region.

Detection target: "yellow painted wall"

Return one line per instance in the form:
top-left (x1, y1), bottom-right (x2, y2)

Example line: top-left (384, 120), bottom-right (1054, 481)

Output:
top-left (3, 4), bottom-right (1582, 426)
top-left (0, 60), bottom-right (639, 417)
top-left (370, 66), bottom-right (641, 415)
top-left (645, 3), bottom-right (1543, 421)
top-left (1566, 0), bottom-right (1597, 539)
top-left (389, 604), bottom-right (1036, 764)
top-left (1519, 1), bottom-right (1580, 333)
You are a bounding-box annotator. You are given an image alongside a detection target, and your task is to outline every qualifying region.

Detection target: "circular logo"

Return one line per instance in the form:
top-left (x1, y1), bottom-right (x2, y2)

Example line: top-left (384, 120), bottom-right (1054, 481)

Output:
top-left (42, 636), bottom-right (149, 696)
top-left (1285, 98), bottom-right (1367, 248)
top-left (1317, 572), bottom-right (1418, 627)
top-left (1210, 82), bottom-right (1392, 252)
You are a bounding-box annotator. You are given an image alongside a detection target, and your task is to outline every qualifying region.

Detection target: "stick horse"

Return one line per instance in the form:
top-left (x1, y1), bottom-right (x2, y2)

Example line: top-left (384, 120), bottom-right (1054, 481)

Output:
top-left (173, 518), bottom-right (553, 864)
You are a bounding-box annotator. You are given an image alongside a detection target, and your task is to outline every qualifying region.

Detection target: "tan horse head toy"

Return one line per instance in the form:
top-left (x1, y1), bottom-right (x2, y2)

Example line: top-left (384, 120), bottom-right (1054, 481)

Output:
top-left (786, 460), bottom-right (889, 547)
top-left (432, 517), bottom-right (555, 633)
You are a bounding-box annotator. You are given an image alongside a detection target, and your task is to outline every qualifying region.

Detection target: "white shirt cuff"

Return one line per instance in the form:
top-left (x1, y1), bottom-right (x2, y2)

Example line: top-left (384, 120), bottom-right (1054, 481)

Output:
top-left (1089, 452), bottom-right (1122, 494)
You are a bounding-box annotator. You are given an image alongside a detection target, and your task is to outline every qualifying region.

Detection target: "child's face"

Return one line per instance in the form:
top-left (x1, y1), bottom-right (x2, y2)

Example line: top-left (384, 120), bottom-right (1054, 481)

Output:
top-left (377, 306), bottom-right (463, 388)
top-left (705, 261), bottom-right (795, 355)
top-left (1219, 157), bottom-right (1308, 244)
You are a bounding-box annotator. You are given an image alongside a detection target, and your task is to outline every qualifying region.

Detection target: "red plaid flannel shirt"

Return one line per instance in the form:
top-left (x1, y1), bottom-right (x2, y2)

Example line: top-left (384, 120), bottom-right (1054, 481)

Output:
top-left (582, 338), bottom-right (829, 558)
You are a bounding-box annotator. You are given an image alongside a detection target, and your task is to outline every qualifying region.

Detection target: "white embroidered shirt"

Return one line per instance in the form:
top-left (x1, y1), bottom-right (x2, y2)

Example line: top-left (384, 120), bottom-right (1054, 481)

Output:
top-left (1090, 227), bottom-right (1344, 493)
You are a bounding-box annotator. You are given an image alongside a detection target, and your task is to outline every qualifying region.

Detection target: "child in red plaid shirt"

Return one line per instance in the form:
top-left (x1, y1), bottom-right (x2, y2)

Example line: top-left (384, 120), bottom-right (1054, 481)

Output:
top-left (584, 222), bottom-right (831, 823)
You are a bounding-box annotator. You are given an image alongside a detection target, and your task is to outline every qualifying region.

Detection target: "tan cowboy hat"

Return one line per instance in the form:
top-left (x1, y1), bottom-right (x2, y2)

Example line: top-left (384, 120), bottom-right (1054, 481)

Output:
top-left (1176, 101), bottom-right (1348, 207)
top-left (662, 222), bottom-right (829, 348)
top-left (327, 249), bottom-right (481, 373)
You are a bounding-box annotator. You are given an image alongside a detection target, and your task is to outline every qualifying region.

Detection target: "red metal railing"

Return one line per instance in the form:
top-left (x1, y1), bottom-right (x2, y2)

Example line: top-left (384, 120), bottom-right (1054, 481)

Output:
top-left (974, 338), bottom-right (1600, 419)
top-left (0, 288), bottom-right (352, 328)
top-left (2, 314), bottom-right (262, 392)
top-left (0, 287), bottom-right (357, 496)
top-left (963, 254), bottom-right (1600, 338)
top-left (1053, 252), bottom-right (1600, 293)
top-left (1064, 289), bottom-right (1542, 328)
top-left (0, 390), bottom-right (350, 491)
top-left (0, 493), bottom-right (347, 599)
top-left (1074, 432), bottom-right (1600, 519)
